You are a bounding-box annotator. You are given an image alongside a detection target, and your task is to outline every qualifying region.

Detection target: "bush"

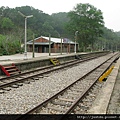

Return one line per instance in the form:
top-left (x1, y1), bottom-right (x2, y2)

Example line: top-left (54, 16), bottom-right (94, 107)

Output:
top-left (0, 53), bottom-right (3, 56)
top-left (2, 50), bottom-right (9, 55)
top-left (0, 34), bottom-right (22, 55)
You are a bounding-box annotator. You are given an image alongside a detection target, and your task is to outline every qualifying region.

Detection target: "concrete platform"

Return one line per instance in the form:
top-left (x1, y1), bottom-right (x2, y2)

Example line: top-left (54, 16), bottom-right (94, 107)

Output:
top-left (0, 52), bottom-right (88, 75)
top-left (0, 51), bottom-right (109, 75)
top-left (0, 52), bottom-right (70, 65)
top-left (88, 58), bottom-right (120, 114)
top-left (0, 52), bottom-right (89, 65)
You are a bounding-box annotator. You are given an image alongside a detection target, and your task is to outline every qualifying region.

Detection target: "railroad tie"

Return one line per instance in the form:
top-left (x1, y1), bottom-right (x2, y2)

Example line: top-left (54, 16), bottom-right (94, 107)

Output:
top-left (16, 83), bottom-right (23, 86)
top-left (0, 81), bottom-right (5, 85)
top-left (10, 84), bottom-right (19, 88)
top-left (71, 88), bottom-right (82, 92)
top-left (47, 106), bottom-right (68, 112)
top-left (2, 87), bottom-right (11, 91)
top-left (51, 101), bottom-right (71, 107)
top-left (68, 91), bottom-right (80, 95)
top-left (59, 97), bottom-right (74, 102)
top-left (0, 89), bottom-right (4, 93)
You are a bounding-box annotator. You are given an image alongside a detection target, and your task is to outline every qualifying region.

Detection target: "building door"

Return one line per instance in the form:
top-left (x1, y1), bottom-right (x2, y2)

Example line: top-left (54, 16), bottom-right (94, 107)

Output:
top-left (35, 46), bottom-right (38, 52)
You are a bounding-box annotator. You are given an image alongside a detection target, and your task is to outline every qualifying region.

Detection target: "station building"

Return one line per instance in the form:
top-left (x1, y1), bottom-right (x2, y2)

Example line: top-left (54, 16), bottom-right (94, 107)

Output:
top-left (27, 36), bottom-right (78, 53)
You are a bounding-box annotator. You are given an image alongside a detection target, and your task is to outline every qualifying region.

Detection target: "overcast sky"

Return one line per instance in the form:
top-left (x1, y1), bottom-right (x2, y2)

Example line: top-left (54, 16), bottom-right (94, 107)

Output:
top-left (0, 0), bottom-right (120, 32)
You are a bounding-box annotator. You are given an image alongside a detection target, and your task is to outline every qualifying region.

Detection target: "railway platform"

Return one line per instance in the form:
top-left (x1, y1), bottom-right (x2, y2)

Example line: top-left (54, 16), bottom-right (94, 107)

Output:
top-left (0, 52), bottom-right (87, 65)
top-left (0, 52), bottom-right (90, 75)
top-left (0, 52), bottom-right (70, 64)
top-left (88, 58), bottom-right (120, 114)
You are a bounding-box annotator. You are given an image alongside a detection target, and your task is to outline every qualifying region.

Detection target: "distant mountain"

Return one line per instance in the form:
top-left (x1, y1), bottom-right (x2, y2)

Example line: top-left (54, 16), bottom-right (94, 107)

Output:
top-left (0, 6), bottom-right (69, 41)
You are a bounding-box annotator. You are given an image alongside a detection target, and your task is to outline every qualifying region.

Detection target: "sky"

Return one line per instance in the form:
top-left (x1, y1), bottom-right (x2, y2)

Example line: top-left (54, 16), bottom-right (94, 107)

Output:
top-left (0, 0), bottom-right (120, 32)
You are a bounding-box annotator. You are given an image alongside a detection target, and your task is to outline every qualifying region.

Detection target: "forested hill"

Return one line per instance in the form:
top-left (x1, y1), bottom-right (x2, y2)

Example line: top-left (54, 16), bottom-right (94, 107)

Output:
top-left (116, 31), bottom-right (120, 37)
top-left (0, 6), bottom-right (69, 41)
top-left (0, 5), bottom-right (120, 55)
top-left (0, 5), bottom-right (120, 40)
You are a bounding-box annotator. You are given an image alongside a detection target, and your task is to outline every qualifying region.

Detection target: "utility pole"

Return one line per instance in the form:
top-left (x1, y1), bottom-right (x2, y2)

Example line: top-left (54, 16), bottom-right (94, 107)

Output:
top-left (61, 37), bottom-right (62, 55)
top-left (32, 33), bottom-right (35, 58)
top-left (18, 11), bottom-right (33, 59)
top-left (75, 31), bottom-right (78, 54)
top-left (49, 34), bottom-right (51, 56)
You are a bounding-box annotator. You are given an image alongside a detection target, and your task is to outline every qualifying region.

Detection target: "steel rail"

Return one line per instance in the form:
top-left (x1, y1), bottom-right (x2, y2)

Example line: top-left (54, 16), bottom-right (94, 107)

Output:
top-left (15, 53), bottom-right (119, 120)
top-left (0, 52), bottom-right (109, 81)
top-left (0, 53), bottom-right (110, 89)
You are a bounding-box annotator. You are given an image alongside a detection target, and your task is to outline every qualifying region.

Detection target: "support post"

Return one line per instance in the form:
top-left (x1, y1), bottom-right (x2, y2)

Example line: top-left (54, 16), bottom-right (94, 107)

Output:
top-left (49, 34), bottom-right (51, 56)
top-left (24, 17), bottom-right (27, 59)
top-left (75, 31), bottom-right (78, 54)
top-left (32, 33), bottom-right (35, 58)
top-left (61, 37), bottom-right (62, 55)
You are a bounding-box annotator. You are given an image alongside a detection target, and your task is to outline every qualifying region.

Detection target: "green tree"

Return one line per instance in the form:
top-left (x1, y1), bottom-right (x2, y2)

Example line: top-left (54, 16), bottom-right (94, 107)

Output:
top-left (1, 17), bottom-right (14, 34)
top-left (66, 3), bottom-right (104, 51)
top-left (0, 34), bottom-right (21, 55)
top-left (100, 27), bottom-right (120, 51)
top-left (51, 12), bottom-right (69, 37)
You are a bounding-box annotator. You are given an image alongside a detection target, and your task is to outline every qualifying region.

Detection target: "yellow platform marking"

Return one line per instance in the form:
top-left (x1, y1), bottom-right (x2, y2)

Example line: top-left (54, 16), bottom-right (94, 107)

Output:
top-left (50, 58), bottom-right (60, 65)
top-left (99, 66), bottom-right (114, 82)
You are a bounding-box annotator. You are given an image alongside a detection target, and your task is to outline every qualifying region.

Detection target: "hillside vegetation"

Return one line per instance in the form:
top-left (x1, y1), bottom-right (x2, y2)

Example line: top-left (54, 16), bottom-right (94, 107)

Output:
top-left (0, 4), bottom-right (120, 55)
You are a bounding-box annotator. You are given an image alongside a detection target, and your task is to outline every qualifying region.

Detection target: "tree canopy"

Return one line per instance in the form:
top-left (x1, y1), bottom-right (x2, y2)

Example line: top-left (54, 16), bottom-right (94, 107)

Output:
top-left (66, 3), bottom-right (104, 51)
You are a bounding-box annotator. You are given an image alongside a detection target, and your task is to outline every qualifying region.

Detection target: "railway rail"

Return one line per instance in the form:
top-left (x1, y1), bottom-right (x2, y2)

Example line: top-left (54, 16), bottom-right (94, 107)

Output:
top-left (0, 52), bottom-right (109, 92)
top-left (15, 53), bottom-right (119, 120)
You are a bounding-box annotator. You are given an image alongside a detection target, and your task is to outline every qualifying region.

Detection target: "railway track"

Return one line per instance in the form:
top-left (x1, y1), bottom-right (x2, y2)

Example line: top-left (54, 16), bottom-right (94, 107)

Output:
top-left (15, 53), bottom-right (119, 120)
top-left (0, 52), bottom-right (109, 92)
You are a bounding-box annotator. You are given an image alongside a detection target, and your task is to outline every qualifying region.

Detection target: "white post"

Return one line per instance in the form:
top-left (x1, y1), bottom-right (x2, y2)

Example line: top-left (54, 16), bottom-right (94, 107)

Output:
top-left (61, 37), bottom-right (62, 55)
top-left (75, 31), bottom-right (78, 54)
top-left (49, 34), bottom-right (51, 56)
top-left (32, 33), bottom-right (35, 58)
top-left (24, 17), bottom-right (27, 59)
top-left (75, 40), bottom-right (76, 54)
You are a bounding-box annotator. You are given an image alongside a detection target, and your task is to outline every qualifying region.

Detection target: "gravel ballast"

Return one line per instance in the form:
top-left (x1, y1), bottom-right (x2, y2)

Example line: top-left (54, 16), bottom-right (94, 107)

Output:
top-left (0, 53), bottom-right (115, 114)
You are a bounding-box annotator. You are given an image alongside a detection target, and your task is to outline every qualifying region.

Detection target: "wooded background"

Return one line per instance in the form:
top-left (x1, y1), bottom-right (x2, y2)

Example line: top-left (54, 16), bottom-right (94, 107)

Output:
top-left (0, 3), bottom-right (120, 55)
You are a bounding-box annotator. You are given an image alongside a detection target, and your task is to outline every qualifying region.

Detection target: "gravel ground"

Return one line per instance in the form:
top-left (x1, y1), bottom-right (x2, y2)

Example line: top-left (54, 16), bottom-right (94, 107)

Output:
top-left (107, 67), bottom-right (120, 114)
top-left (0, 53), bottom-right (114, 114)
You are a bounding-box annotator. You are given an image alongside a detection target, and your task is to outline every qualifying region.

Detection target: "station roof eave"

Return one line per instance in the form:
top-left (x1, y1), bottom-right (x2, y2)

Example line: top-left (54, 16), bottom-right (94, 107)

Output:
top-left (27, 42), bottom-right (53, 45)
top-left (27, 36), bottom-right (79, 45)
top-left (41, 36), bottom-right (78, 44)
